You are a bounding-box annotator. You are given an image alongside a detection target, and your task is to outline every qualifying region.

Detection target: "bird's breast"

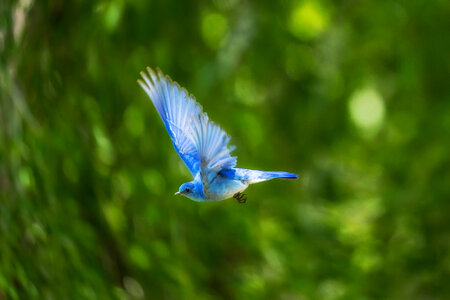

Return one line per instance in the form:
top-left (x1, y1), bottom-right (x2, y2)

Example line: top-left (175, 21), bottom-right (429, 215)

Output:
top-left (203, 176), bottom-right (248, 201)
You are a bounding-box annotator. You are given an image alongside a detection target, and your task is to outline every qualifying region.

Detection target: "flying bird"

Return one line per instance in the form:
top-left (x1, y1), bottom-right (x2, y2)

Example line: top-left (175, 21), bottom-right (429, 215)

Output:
top-left (138, 67), bottom-right (298, 203)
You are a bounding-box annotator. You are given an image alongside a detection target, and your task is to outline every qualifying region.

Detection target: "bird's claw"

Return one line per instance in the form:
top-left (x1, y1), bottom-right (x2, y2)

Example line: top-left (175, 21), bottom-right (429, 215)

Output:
top-left (233, 192), bottom-right (247, 204)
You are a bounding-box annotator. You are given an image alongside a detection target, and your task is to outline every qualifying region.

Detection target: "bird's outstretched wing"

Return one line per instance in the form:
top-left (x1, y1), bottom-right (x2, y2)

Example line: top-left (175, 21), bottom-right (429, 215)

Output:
top-left (138, 67), bottom-right (236, 177)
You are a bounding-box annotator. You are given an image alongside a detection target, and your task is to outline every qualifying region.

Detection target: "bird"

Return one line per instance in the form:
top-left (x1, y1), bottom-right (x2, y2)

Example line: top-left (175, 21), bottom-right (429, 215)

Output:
top-left (138, 67), bottom-right (298, 203)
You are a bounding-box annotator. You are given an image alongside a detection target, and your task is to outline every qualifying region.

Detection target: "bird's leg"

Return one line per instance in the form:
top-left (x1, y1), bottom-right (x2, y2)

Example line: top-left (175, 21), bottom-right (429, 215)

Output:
top-left (233, 192), bottom-right (247, 204)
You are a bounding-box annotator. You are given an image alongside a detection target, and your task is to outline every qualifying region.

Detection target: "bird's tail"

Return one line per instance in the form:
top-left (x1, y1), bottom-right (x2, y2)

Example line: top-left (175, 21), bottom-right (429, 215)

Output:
top-left (229, 168), bottom-right (298, 184)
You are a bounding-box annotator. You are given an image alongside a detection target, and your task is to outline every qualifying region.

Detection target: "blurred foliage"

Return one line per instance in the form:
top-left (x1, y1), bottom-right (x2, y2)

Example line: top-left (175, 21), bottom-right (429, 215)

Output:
top-left (1, 0), bottom-right (450, 299)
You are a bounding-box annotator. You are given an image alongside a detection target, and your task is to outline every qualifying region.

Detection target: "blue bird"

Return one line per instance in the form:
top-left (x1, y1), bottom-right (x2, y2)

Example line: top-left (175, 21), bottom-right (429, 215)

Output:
top-left (138, 67), bottom-right (298, 203)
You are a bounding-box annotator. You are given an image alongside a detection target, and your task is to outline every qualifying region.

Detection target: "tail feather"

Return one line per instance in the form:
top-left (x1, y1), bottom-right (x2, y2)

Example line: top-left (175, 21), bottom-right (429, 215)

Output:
top-left (248, 170), bottom-right (298, 183)
top-left (221, 168), bottom-right (298, 184)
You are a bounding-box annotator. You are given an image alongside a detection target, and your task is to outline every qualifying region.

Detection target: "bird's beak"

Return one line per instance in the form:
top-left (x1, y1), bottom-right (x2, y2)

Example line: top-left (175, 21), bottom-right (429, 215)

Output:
top-left (174, 192), bottom-right (181, 195)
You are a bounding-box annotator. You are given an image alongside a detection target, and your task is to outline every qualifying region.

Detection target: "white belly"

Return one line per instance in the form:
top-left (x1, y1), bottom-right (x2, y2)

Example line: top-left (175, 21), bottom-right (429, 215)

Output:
top-left (204, 176), bottom-right (248, 201)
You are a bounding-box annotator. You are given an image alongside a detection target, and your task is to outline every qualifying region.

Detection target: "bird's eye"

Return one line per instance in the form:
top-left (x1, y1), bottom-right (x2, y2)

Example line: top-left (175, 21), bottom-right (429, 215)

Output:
top-left (185, 188), bottom-right (191, 193)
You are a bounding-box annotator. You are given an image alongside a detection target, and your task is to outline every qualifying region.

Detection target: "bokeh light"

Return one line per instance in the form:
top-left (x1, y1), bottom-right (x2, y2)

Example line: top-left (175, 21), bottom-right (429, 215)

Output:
top-left (348, 86), bottom-right (385, 136)
top-left (201, 12), bottom-right (228, 49)
top-left (289, 1), bottom-right (329, 40)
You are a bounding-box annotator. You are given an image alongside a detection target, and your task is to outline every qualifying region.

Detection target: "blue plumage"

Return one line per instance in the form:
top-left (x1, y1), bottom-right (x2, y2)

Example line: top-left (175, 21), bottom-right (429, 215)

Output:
top-left (220, 168), bottom-right (298, 183)
top-left (138, 67), bottom-right (298, 202)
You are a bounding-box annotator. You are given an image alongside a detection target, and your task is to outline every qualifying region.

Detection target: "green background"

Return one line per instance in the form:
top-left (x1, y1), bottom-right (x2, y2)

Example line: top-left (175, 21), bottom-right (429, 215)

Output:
top-left (1, 0), bottom-right (449, 299)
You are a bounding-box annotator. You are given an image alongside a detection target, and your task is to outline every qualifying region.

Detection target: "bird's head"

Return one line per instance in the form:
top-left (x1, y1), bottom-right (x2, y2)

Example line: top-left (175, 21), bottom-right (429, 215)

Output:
top-left (175, 181), bottom-right (204, 201)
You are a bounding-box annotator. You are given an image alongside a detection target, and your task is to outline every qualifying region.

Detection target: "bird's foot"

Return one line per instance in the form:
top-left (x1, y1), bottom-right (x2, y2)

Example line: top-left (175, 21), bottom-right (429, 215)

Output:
top-left (233, 192), bottom-right (247, 204)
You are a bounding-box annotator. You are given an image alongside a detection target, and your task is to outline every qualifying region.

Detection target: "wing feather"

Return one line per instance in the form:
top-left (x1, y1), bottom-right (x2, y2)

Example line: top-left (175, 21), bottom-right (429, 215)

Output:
top-left (138, 67), bottom-right (236, 177)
